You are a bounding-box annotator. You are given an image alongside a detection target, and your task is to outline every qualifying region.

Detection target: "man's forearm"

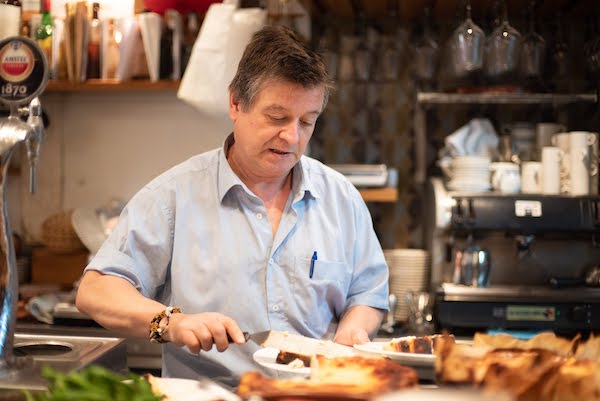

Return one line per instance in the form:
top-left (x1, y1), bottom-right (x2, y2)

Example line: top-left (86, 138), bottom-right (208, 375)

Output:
top-left (75, 270), bottom-right (166, 338)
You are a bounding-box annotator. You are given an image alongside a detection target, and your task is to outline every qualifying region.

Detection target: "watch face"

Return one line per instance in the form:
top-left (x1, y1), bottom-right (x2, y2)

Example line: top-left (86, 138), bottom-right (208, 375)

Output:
top-left (0, 36), bottom-right (49, 107)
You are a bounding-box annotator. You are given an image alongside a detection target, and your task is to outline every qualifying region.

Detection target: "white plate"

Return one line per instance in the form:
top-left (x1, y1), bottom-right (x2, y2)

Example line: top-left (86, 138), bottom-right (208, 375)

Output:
top-left (253, 347), bottom-right (311, 376)
top-left (148, 377), bottom-right (241, 401)
top-left (353, 342), bottom-right (435, 367)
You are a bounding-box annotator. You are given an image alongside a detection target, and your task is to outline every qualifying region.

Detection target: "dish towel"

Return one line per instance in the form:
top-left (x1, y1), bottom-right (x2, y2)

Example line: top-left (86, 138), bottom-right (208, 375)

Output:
top-left (27, 291), bottom-right (74, 324)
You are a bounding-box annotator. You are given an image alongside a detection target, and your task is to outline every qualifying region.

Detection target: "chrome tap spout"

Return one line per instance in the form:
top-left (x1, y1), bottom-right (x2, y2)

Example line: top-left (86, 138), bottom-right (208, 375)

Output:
top-left (26, 98), bottom-right (44, 193)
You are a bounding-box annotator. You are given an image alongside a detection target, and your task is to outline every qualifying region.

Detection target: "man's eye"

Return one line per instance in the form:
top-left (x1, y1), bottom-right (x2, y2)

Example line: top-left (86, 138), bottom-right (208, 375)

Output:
top-left (300, 120), bottom-right (316, 127)
top-left (269, 115), bottom-right (286, 122)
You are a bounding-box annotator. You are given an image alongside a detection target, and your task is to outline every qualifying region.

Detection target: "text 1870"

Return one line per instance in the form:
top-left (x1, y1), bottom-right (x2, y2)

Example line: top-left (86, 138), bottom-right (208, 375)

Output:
top-left (1, 83), bottom-right (27, 97)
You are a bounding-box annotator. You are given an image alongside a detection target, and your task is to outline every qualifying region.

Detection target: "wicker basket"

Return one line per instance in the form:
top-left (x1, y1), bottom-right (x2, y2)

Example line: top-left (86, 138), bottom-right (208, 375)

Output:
top-left (41, 210), bottom-right (86, 254)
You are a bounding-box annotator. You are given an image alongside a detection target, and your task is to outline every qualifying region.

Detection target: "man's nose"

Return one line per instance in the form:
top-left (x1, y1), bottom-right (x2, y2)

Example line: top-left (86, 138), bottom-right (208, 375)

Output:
top-left (279, 120), bottom-right (301, 144)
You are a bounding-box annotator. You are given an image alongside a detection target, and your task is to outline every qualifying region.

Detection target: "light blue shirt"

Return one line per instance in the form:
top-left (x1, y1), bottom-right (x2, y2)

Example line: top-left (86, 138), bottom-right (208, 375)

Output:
top-left (86, 135), bottom-right (389, 386)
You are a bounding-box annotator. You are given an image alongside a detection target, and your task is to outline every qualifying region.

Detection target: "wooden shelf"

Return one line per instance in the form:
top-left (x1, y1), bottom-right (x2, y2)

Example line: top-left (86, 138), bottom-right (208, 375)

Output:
top-left (45, 79), bottom-right (180, 93)
top-left (359, 187), bottom-right (398, 203)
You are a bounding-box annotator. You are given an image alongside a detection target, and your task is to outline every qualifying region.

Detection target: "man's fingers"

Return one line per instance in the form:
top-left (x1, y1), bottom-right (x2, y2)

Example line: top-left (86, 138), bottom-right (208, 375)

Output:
top-left (180, 331), bottom-right (201, 354)
top-left (222, 317), bottom-right (245, 344)
top-left (168, 313), bottom-right (242, 353)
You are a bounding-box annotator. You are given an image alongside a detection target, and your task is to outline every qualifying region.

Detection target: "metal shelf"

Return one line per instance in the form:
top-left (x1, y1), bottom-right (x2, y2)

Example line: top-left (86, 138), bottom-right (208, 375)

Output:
top-left (417, 91), bottom-right (598, 105)
top-left (413, 91), bottom-right (599, 185)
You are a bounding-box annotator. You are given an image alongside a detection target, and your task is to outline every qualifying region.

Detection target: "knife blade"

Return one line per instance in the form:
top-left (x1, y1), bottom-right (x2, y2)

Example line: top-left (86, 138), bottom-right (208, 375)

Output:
top-left (227, 330), bottom-right (272, 346)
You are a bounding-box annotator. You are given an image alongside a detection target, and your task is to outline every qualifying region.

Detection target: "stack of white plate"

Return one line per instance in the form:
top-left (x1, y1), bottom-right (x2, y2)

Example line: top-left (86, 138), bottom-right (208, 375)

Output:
top-left (446, 156), bottom-right (491, 192)
top-left (384, 248), bottom-right (430, 322)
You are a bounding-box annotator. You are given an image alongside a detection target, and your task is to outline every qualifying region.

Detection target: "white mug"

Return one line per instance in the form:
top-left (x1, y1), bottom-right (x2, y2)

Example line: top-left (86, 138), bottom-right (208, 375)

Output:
top-left (521, 161), bottom-right (542, 194)
top-left (590, 133), bottom-right (599, 195)
top-left (569, 132), bottom-right (596, 196)
top-left (490, 162), bottom-right (520, 193)
top-left (541, 146), bottom-right (562, 195)
top-left (551, 132), bottom-right (571, 193)
top-left (569, 131), bottom-right (598, 195)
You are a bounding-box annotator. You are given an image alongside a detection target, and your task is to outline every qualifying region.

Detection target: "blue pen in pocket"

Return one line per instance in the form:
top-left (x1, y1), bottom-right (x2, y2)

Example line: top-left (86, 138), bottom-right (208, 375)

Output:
top-left (309, 251), bottom-right (318, 279)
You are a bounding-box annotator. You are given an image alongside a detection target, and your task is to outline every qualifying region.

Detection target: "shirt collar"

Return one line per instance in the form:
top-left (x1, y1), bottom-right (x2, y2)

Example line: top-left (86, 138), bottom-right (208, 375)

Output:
top-left (294, 157), bottom-right (320, 202)
top-left (217, 133), bottom-right (320, 202)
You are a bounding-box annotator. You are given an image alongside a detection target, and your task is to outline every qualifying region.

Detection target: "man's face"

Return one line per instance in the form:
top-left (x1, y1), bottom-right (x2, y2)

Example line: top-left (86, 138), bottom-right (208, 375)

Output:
top-left (229, 80), bottom-right (325, 181)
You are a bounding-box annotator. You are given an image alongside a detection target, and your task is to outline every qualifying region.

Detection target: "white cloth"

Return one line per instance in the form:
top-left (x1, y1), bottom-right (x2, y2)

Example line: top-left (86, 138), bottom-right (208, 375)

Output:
top-left (27, 292), bottom-right (74, 324)
top-left (438, 118), bottom-right (498, 171)
top-left (177, 2), bottom-right (267, 116)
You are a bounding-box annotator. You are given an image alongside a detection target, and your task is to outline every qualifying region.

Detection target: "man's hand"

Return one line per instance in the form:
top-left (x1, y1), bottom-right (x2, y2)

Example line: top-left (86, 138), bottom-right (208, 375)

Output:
top-left (163, 312), bottom-right (246, 354)
top-left (333, 305), bottom-right (385, 346)
top-left (333, 327), bottom-right (370, 346)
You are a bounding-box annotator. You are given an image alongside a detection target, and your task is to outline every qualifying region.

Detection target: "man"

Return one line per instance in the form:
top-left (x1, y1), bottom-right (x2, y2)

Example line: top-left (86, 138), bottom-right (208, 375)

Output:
top-left (76, 25), bottom-right (389, 386)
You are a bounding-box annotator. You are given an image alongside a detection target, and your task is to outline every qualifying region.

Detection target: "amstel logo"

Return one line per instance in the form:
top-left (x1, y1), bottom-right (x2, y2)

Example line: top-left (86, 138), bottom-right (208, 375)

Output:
top-left (0, 40), bottom-right (35, 83)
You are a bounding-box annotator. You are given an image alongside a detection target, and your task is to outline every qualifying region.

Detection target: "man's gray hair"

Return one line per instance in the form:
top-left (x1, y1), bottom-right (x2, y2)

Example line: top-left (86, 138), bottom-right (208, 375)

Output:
top-left (229, 25), bottom-right (334, 112)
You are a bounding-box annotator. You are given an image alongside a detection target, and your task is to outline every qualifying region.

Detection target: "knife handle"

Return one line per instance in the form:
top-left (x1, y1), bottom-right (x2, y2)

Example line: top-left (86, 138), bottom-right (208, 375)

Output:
top-left (227, 332), bottom-right (250, 343)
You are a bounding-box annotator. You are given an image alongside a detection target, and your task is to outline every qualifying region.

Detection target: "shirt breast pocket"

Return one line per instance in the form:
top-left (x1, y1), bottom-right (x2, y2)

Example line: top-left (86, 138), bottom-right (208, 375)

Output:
top-left (293, 256), bottom-right (351, 331)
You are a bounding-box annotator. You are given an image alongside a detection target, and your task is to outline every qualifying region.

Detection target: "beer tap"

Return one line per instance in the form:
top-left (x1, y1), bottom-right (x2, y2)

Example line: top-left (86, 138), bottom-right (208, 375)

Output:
top-left (0, 36), bottom-right (49, 373)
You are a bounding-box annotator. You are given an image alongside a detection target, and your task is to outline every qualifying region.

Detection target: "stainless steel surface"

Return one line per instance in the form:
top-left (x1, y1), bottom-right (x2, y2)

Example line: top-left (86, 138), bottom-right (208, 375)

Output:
top-left (454, 244), bottom-right (491, 287)
top-left (25, 98), bottom-right (44, 193)
top-left (53, 302), bottom-right (92, 320)
top-left (440, 282), bottom-right (600, 302)
top-left (244, 330), bottom-right (271, 346)
top-left (0, 333), bottom-right (126, 391)
top-left (417, 91), bottom-right (598, 105)
top-left (16, 322), bottom-right (163, 371)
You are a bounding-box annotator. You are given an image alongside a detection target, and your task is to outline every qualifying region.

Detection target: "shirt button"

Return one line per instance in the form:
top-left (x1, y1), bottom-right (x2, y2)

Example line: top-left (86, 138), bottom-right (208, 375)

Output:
top-left (269, 258), bottom-right (274, 265)
top-left (272, 304), bottom-right (280, 311)
top-left (256, 213), bottom-right (263, 219)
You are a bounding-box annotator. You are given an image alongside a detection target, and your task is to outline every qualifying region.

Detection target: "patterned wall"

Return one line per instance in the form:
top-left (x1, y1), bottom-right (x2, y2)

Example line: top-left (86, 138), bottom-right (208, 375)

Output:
top-left (308, 12), bottom-right (599, 250)
top-left (309, 20), bottom-right (417, 249)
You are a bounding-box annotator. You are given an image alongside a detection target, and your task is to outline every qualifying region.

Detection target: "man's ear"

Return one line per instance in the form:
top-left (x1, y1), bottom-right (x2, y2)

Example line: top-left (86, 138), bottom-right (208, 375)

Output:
top-left (229, 93), bottom-right (240, 119)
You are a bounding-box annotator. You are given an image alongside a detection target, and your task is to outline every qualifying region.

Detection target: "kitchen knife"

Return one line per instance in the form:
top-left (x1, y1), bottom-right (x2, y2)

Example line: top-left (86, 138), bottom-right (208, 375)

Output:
top-left (227, 330), bottom-right (272, 346)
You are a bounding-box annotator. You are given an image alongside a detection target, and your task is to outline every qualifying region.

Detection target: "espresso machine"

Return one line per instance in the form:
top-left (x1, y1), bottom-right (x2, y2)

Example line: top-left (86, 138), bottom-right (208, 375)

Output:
top-left (424, 177), bottom-right (600, 337)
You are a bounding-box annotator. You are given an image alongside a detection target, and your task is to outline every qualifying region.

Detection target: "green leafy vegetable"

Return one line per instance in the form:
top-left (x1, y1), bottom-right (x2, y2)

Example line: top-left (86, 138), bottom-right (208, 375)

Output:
top-left (23, 365), bottom-right (164, 401)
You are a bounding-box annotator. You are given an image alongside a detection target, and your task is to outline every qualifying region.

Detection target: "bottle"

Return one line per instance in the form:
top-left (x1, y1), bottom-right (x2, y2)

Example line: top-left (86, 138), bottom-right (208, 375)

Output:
top-left (102, 18), bottom-right (120, 79)
top-left (36, 0), bottom-right (52, 70)
top-left (20, 0), bottom-right (39, 38)
top-left (0, 0), bottom-right (22, 41)
top-left (181, 12), bottom-right (199, 75)
top-left (86, 2), bottom-right (101, 79)
top-left (20, 0), bottom-right (38, 25)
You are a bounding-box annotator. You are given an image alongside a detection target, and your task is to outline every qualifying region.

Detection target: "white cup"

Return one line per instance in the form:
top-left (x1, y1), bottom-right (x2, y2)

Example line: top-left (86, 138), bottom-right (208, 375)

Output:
top-left (551, 132), bottom-right (571, 193)
top-left (521, 161), bottom-right (542, 193)
top-left (541, 146), bottom-right (562, 195)
top-left (569, 131), bottom-right (597, 196)
top-left (590, 133), bottom-right (599, 195)
top-left (490, 162), bottom-right (520, 193)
